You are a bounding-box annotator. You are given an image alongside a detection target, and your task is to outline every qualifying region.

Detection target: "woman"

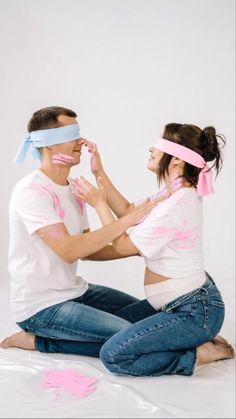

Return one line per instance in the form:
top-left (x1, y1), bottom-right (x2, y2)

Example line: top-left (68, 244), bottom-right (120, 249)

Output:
top-left (72, 123), bottom-right (234, 376)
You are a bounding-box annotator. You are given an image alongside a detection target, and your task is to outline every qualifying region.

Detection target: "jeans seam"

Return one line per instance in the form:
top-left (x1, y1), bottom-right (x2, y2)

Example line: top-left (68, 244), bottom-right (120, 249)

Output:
top-left (27, 324), bottom-right (108, 342)
top-left (108, 317), bottom-right (183, 359)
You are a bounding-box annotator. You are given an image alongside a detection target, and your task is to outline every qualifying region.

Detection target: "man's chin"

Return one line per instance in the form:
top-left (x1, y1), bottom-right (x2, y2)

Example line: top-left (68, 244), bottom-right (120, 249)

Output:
top-left (71, 159), bottom-right (81, 167)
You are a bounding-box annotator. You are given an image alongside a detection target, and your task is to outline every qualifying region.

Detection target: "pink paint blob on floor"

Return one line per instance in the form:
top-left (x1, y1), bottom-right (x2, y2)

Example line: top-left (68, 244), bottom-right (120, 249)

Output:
top-left (41, 368), bottom-right (97, 397)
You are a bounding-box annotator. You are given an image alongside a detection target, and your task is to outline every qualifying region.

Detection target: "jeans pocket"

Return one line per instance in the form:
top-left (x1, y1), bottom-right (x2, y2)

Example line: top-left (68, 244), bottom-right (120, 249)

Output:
top-left (162, 288), bottom-right (200, 313)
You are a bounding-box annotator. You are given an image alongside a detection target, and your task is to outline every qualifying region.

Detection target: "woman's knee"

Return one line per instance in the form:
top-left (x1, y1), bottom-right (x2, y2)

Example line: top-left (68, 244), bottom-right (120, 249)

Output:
top-left (99, 343), bottom-right (121, 373)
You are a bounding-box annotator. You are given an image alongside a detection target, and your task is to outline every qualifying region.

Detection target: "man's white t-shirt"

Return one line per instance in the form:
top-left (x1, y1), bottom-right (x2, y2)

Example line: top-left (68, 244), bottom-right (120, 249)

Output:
top-left (128, 188), bottom-right (206, 309)
top-left (8, 170), bottom-right (89, 322)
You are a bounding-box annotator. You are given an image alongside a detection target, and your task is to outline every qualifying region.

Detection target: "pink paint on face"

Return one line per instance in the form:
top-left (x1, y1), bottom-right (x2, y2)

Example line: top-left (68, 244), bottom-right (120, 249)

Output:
top-left (41, 368), bottom-right (97, 397)
top-left (52, 153), bottom-right (74, 165)
top-left (27, 183), bottom-right (65, 219)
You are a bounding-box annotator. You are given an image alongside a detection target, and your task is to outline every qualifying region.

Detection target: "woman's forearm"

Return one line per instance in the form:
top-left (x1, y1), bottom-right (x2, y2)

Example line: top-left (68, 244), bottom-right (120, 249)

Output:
top-left (96, 170), bottom-right (134, 217)
top-left (94, 202), bottom-right (133, 255)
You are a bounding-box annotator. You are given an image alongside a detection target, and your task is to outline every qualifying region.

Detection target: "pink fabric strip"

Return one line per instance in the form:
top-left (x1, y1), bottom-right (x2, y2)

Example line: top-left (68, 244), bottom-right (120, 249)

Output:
top-left (154, 138), bottom-right (214, 196)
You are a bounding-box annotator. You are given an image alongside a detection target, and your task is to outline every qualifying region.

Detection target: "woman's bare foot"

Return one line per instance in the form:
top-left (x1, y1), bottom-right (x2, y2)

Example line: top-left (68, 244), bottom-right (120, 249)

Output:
top-left (196, 337), bottom-right (235, 366)
top-left (0, 331), bottom-right (36, 350)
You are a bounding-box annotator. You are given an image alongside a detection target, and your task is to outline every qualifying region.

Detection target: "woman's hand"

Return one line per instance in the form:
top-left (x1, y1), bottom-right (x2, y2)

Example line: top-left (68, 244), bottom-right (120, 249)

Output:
top-left (125, 197), bottom-right (159, 227)
top-left (83, 139), bottom-right (104, 177)
top-left (71, 176), bottom-right (106, 209)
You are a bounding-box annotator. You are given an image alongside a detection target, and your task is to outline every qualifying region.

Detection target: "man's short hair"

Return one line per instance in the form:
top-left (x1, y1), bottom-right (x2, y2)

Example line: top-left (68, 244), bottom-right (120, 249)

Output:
top-left (27, 106), bottom-right (77, 132)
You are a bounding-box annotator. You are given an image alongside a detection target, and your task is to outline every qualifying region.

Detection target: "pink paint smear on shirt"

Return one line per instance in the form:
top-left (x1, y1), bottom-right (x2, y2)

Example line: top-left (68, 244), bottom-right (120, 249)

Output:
top-left (41, 368), bottom-right (97, 397)
top-left (27, 183), bottom-right (65, 219)
top-left (38, 224), bottom-right (64, 239)
top-left (154, 226), bottom-right (198, 249)
top-left (52, 153), bottom-right (74, 165)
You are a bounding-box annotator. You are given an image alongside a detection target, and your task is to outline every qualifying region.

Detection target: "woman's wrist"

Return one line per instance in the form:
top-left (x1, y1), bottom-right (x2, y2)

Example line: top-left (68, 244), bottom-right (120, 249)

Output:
top-left (94, 168), bottom-right (105, 179)
top-left (94, 199), bottom-right (108, 211)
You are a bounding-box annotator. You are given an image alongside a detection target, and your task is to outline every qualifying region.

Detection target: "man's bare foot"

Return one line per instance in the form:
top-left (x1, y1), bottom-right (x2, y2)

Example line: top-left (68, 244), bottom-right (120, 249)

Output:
top-left (196, 338), bottom-right (235, 367)
top-left (0, 331), bottom-right (36, 350)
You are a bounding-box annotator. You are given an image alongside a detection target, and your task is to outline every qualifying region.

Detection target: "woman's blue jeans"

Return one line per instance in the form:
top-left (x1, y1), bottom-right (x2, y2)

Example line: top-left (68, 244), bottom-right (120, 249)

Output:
top-left (100, 274), bottom-right (225, 376)
top-left (17, 284), bottom-right (138, 357)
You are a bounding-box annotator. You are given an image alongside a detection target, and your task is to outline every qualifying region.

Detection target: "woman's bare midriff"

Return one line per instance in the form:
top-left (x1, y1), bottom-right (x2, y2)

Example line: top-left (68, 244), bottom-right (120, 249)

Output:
top-left (144, 266), bottom-right (170, 285)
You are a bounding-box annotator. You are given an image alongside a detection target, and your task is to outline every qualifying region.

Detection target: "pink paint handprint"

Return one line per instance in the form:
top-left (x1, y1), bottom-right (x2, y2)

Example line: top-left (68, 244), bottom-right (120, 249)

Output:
top-left (41, 368), bottom-right (97, 397)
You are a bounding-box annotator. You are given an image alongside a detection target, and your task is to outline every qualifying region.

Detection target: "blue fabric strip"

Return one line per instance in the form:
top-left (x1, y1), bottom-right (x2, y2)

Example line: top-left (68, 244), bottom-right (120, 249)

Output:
top-left (13, 124), bottom-right (81, 164)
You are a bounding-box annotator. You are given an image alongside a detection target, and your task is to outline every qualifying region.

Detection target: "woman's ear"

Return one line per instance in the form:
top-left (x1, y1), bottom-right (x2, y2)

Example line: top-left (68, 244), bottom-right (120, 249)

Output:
top-left (173, 157), bottom-right (184, 167)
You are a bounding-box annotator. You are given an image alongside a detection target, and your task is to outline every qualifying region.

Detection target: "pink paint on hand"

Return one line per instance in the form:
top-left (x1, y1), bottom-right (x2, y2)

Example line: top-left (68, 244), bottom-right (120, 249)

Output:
top-left (86, 141), bottom-right (97, 153)
top-left (90, 156), bottom-right (95, 172)
top-left (84, 141), bottom-right (97, 172)
top-left (41, 368), bottom-right (97, 397)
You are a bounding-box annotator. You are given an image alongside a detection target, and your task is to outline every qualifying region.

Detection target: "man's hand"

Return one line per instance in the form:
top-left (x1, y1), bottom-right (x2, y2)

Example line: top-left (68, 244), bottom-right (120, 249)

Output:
top-left (71, 176), bottom-right (106, 209)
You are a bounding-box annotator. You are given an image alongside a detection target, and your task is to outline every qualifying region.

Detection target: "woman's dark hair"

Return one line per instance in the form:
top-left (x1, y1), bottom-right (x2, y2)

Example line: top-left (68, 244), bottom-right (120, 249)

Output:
top-left (27, 106), bottom-right (77, 132)
top-left (157, 123), bottom-right (226, 187)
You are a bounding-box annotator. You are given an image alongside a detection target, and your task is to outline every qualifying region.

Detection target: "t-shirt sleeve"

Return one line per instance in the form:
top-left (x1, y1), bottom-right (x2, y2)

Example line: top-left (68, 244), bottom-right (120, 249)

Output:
top-left (128, 206), bottom-right (178, 259)
top-left (14, 185), bottom-right (64, 235)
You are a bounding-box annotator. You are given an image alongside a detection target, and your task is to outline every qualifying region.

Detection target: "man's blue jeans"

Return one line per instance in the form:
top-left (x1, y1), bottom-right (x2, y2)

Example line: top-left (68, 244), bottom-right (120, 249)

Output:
top-left (100, 274), bottom-right (225, 376)
top-left (17, 284), bottom-right (138, 356)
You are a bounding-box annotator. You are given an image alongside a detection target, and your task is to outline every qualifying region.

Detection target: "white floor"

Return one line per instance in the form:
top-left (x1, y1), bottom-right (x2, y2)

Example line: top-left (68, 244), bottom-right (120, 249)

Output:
top-left (0, 285), bottom-right (235, 418)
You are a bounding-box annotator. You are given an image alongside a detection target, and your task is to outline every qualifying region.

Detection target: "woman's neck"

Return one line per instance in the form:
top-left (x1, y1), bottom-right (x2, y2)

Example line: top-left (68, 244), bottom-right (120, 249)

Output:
top-left (162, 176), bottom-right (193, 197)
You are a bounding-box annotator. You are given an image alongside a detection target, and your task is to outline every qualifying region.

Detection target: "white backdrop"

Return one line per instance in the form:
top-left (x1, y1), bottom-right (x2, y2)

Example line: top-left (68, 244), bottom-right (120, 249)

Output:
top-left (0, 0), bottom-right (235, 339)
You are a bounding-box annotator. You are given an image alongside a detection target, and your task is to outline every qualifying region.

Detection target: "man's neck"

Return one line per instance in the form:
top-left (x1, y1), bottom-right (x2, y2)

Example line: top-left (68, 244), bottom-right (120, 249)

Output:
top-left (39, 164), bottom-right (70, 186)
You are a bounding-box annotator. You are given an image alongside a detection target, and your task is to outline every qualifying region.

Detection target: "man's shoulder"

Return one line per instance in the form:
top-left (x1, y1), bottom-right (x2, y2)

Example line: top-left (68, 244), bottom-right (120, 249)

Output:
top-left (11, 170), bottom-right (45, 197)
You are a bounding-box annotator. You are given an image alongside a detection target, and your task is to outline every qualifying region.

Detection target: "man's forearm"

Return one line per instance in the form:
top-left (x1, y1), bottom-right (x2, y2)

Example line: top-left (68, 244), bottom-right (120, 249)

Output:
top-left (64, 216), bottom-right (132, 262)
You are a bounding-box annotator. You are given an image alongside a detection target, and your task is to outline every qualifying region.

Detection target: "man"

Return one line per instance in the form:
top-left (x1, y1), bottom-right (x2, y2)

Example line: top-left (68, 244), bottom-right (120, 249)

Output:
top-left (0, 106), bottom-right (155, 355)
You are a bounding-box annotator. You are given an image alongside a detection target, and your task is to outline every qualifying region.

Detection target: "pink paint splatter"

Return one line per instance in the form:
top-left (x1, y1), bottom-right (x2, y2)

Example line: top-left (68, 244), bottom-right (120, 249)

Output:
top-left (52, 153), bottom-right (74, 165)
top-left (84, 140), bottom-right (97, 172)
top-left (41, 368), bottom-right (97, 397)
top-left (38, 225), bottom-right (65, 240)
top-left (26, 183), bottom-right (65, 219)
top-left (153, 224), bottom-right (198, 249)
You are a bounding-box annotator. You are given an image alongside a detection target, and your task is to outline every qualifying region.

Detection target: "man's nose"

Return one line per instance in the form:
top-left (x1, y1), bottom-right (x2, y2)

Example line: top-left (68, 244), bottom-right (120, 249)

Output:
top-left (77, 139), bottom-right (85, 146)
